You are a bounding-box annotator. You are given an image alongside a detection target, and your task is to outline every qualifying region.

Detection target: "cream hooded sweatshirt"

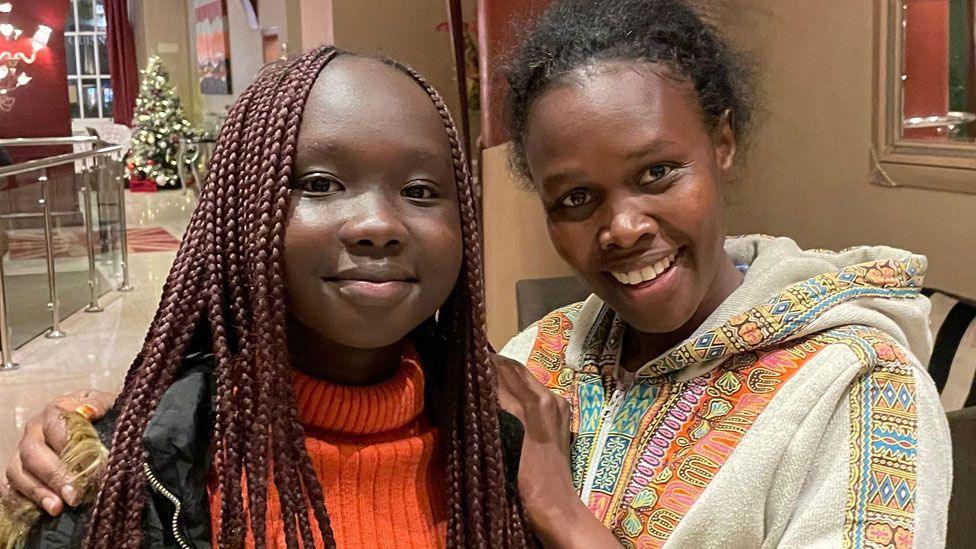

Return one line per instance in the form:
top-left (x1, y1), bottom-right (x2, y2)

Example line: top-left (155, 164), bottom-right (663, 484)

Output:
top-left (501, 235), bottom-right (951, 549)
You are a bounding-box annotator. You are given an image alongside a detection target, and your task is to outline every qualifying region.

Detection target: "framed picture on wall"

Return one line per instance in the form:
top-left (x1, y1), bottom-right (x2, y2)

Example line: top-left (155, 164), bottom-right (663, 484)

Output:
top-left (195, 0), bottom-right (232, 95)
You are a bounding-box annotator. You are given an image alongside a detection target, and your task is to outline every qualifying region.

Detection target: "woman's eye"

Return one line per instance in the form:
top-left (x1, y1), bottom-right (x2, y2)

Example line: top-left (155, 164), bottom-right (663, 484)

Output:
top-left (402, 182), bottom-right (440, 200)
top-left (558, 188), bottom-right (593, 208)
top-left (300, 176), bottom-right (344, 196)
top-left (639, 164), bottom-right (675, 185)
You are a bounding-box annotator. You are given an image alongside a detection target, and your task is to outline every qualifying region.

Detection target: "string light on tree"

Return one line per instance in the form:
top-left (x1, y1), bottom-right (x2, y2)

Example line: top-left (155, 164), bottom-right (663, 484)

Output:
top-left (127, 55), bottom-right (193, 189)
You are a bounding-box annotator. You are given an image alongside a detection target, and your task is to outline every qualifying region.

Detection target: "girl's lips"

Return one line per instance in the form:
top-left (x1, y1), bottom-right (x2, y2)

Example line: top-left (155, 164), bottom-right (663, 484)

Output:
top-left (327, 279), bottom-right (417, 307)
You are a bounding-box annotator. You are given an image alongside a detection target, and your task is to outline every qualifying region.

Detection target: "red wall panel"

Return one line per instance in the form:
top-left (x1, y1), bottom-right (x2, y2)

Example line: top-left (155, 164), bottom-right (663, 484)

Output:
top-left (0, 0), bottom-right (71, 159)
top-left (478, 0), bottom-right (551, 149)
top-left (903, 0), bottom-right (950, 139)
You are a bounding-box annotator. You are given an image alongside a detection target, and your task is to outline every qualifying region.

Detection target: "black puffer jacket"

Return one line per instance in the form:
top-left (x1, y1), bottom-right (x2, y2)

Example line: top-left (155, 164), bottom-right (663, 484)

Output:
top-left (25, 355), bottom-right (526, 548)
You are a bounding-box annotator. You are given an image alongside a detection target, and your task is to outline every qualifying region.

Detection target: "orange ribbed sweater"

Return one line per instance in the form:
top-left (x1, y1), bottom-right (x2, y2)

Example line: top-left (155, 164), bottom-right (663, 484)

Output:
top-left (210, 346), bottom-right (447, 548)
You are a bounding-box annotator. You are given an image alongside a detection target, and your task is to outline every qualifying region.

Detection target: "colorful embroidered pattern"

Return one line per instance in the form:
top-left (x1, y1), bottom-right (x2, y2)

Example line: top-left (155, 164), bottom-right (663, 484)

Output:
top-left (829, 328), bottom-right (918, 549)
top-left (521, 257), bottom-right (923, 548)
top-left (607, 346), bottom-right (817, 545)
top-left (641, 258), bottom-right (924, 377)
top-left (524, 301), bottom-right (582, 399)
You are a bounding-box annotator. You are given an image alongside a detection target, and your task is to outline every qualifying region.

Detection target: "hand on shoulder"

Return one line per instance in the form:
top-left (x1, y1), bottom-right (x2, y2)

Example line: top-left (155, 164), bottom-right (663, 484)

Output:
top-left (1, 389), bottom-right (114, 516)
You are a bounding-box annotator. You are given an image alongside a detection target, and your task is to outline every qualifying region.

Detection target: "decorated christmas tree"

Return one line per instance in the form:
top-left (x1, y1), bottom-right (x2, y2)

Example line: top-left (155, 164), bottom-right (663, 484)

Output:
top-left (126, 56), bottom-right (192, 189)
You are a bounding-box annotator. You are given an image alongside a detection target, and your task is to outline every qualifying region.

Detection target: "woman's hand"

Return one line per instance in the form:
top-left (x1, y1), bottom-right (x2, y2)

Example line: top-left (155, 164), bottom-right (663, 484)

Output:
top-left (492, 353), bottom-right (574, 512)
top-left (1, 389), bottom-right (114, 516)
top-left (492, 354), bottom-right (620, 548)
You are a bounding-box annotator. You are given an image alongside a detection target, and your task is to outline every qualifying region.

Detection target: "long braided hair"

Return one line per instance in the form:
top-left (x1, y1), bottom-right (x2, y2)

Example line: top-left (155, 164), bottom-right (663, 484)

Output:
top-left (84, 46), bottom-right (529, 548)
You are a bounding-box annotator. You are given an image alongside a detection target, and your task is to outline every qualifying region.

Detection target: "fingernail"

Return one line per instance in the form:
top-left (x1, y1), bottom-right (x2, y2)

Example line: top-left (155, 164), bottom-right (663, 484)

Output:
top-left (61, 485), bottom-right (77, 506)
top-left (42, 496), bottom-right (60, 515)
top-left (75, 404), bottom-right (98, 421)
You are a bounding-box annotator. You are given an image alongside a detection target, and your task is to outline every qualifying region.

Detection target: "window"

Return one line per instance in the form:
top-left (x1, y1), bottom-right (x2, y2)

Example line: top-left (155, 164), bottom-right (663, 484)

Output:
top-left (65, 0), bottom-right (112, 119)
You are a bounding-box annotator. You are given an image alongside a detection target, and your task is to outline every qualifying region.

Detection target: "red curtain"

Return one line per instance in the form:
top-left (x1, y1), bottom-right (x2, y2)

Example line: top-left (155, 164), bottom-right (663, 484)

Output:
top-left (104, 0), bottom-right (139, 126)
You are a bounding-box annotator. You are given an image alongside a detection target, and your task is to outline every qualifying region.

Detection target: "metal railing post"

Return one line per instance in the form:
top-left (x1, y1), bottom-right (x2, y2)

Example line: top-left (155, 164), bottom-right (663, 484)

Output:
top-left (81, 166), bottom-right (103, 313)
top-left (0, 190), bottom-right (18, 370)
top-left (116, 163), bottom-right (133, 292)
top-left (0, 140), bottom-right (134, 368)
top-left (39, 174), bottom-right (66, 338)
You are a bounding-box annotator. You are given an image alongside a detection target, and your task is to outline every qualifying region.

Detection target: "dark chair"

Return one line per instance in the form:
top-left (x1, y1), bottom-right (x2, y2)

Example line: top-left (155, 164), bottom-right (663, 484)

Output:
top-left (927, 288), bottom-right (976, 548)
top-left (947, 406), bottom-right (976, 548)
top-left (515, 276), bottom-right (589, 331)
top-left (923, 289), bottom-right (976, 411)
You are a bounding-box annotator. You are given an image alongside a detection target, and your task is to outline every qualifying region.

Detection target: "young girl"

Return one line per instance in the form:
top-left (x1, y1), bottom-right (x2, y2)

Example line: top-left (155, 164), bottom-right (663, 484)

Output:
top-left (2, 47), bottom-right (529, 548)
top-left (496, 0), bottom-right (951, 547)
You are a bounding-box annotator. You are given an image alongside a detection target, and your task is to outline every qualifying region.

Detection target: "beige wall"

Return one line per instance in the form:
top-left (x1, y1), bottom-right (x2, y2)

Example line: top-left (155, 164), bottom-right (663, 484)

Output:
top-left (483, 144), bottom-right (572, 346)
top-left (259, 0), bottom-right (289, 41)
top-left (285, 0), bottom-right (303, 53)
top-left (717, 1), bottom-right (976, 300)
top-left (132, 0), bottom-right (467, 129)
top-left (299, 0), bottom-right (333, 51)
top-left (481, 0), bottom-right (976, 345)
top-left (129, 1), bottom-right (147, 75)
top-left (185, 0), bottom-right (263, 127)
top-left (132, 0), bottom-right (307, 127)
top-left (132, 0), bottom-right (196, 121)
top-left (330, 0), bottom-right (474, 125)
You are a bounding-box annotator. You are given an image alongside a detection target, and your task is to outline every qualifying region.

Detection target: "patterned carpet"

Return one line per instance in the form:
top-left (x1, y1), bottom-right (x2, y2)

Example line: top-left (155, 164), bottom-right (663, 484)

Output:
top-left (6, 227), bottom-right (180, 261)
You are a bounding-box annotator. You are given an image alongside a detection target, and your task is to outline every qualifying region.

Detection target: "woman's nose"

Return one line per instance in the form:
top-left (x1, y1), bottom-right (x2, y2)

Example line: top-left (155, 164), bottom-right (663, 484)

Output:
top-left (598, 199), bottom-right (659, 250)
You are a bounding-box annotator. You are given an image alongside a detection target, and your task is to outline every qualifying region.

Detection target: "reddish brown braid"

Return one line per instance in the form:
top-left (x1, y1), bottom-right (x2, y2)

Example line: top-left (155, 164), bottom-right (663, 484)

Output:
top-left (83, 46), bottom-right (529, 548)
top-left (383, 58), bottom-right (531, 548)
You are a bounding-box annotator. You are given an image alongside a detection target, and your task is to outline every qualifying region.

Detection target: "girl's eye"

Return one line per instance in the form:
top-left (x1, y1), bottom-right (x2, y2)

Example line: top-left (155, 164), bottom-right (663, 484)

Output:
top-left (558, 188), bottom-right (593, 208)
top-left (402, 182), bottom-right (441, 200)
top-left (639, 164), bottom-right (675, 186)
top-left (300, 175), bottom-right (344, 196)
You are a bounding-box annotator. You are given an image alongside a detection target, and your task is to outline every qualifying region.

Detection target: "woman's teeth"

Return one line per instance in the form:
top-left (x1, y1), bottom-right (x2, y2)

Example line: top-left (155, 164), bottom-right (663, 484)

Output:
top-left (611, 253), bottom-right (676, 285)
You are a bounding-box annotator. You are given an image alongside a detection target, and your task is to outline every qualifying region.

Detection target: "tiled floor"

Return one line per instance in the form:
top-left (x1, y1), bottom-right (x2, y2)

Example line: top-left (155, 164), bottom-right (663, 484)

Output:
top-left (0, 190), bottom-right (194, 465)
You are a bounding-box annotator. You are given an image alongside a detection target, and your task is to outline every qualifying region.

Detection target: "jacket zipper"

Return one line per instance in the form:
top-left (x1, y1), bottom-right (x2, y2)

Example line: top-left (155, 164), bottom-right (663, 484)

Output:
top-left (579, 378), bottom-right (630, 504)
top-left (143, 461), bottom-right (193, 549)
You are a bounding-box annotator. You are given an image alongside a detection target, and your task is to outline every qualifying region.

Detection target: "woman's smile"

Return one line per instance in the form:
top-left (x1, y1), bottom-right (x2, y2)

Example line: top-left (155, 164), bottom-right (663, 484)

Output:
top-left (604, 247), bottom-right (685, 300)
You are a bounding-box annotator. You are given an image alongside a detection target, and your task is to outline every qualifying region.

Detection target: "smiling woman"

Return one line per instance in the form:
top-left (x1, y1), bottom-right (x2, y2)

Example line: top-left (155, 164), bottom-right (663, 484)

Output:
top-left (523, 63), bottom-right (742, 346)
top-left (497, 0), bottom-right (952, 547)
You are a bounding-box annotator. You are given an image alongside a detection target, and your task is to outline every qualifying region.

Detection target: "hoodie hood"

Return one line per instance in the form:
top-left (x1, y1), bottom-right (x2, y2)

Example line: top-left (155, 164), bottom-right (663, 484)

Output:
top-left (564, 235), bottom-right (931, 379)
